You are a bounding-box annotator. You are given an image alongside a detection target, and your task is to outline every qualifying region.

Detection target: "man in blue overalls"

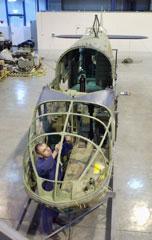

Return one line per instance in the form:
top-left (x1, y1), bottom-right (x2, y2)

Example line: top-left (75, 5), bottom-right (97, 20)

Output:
top-left (35, 137), bottom-right (73, 238)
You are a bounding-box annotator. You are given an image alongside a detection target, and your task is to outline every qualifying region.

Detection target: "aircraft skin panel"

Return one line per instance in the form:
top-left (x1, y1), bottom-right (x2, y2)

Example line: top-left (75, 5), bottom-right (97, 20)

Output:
top-left (37, 86), bottom-right (72, 106)
top-left (37, 87), bottom-right (114, 109)
top-left (76, 89), bottom-right (115, 108)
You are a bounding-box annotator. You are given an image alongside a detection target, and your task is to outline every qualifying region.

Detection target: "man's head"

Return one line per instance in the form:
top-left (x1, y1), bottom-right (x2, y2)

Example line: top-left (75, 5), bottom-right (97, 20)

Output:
top-left (35, 143), bottom-right (52, 158)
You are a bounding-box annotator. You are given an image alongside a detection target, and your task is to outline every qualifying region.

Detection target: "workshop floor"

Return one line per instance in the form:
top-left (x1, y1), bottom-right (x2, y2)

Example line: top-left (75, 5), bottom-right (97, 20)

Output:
top-left (0, 51), bottom-right (152, 240)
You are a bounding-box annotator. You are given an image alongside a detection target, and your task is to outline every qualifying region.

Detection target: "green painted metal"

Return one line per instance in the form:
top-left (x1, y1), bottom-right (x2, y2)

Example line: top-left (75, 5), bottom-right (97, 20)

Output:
top-left (24, 99), bottom-right (114, 208)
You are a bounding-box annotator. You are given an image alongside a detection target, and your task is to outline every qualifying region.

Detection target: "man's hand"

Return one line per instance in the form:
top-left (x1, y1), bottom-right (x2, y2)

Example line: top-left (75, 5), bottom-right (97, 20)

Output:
top-left (52, 143), bottom-right (62, 159)
top-left (55, 143), bottom-right (61, 152)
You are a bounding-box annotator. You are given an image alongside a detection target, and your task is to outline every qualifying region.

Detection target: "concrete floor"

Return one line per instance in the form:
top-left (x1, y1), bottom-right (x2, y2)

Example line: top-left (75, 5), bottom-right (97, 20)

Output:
top-left (0, 51), bottom-right (152, 240)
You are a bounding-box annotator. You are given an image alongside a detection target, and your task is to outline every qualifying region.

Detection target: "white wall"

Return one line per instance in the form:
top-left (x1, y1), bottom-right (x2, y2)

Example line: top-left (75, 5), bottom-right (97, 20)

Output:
top-left (37, 12), bottom-right (152, 53)
top-left (0, 25), bottom-right (31, 45)
top-left (0, 25), bottom-right (9, 39)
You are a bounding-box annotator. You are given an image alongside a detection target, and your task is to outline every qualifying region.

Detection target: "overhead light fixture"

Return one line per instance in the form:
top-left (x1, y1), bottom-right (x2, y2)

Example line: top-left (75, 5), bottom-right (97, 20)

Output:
top-left (8, 0), bottom-right (17, 2)
top-left (12, 9), bottom-right (19, 13)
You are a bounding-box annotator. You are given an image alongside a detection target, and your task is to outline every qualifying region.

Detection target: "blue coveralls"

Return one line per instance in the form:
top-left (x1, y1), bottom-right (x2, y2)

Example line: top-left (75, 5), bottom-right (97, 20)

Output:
top-left (36, 142), bottom-right (72, 234)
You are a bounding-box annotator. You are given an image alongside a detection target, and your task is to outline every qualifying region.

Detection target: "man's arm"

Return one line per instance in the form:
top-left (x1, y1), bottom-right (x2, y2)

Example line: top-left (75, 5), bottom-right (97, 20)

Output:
top-left (52, 143), bottom-right (60, 159)
top-left (52, 139), bottom-right (73, 159)
top-left (61, 142), bottom-right (73, 157)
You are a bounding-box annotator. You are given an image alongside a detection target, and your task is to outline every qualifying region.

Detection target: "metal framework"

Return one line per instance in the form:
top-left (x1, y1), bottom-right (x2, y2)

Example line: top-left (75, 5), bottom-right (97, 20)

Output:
top-left (15, 189), bottom-right (115, 240)
top-left (24, 98), bottom-right (114, 209)
top-left (16, 180), bottom-right (114, 240)
top-left (4, 0), bottom-right (50, 26)
top-left (5, 0), bottom-right (26, 26)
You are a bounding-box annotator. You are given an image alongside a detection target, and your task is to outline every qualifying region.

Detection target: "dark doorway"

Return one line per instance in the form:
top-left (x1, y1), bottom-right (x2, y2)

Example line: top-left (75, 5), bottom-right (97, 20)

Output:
top-left (123, 0), bottom-right (150, 11)
top-left (124, 0), bottom-right (136, 11)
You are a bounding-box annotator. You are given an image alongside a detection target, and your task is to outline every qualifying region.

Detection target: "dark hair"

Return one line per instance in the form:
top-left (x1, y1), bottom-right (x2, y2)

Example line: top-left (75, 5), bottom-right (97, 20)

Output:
top-left (35, 143), bottom-right (43, 154)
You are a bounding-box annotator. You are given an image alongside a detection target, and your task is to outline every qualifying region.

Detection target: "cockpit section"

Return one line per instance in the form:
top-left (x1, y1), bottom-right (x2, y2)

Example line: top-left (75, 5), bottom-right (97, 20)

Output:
top-left (24, 100), bottom-right (113, 207)
top-left (34, 101), bottom-right (111, 147)
top-left (53, 48), bottom-right (113, 93)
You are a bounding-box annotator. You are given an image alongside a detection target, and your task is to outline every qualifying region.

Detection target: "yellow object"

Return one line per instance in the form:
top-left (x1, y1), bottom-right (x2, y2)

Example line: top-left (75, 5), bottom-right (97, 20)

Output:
top-left (0, 69), bottom-right (9, 80)
top-left (94, 162), bottom-right (105, 174)
top-left (9, 67), bottom-right (46, 78)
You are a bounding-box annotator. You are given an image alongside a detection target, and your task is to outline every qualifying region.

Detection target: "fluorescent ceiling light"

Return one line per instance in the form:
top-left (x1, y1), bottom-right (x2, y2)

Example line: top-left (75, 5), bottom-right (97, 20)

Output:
top-left (8, 0), bottom-right (17, 2)
top-left (12, 9), bottom-right (18, 13)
